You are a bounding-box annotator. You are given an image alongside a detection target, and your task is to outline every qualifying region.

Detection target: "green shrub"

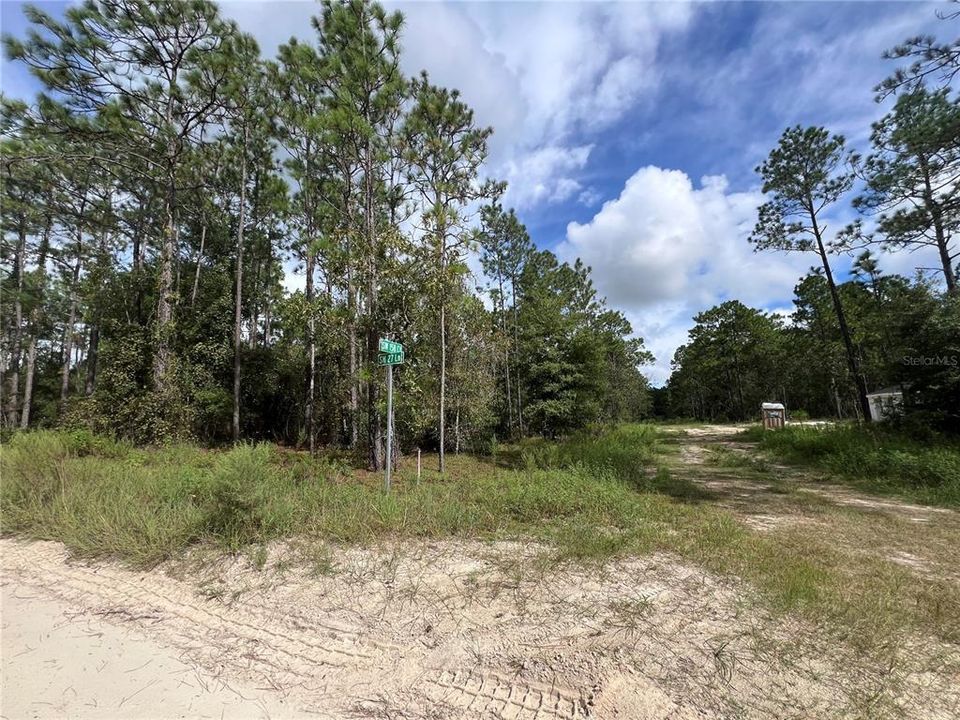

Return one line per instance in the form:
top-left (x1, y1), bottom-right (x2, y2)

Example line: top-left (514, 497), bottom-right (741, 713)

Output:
top-left (1, 431), bottom-right (70, 509)
top-left (747, 424), bottom-right (960, 506)
top-left (200, 444), bottom-right (273, 549)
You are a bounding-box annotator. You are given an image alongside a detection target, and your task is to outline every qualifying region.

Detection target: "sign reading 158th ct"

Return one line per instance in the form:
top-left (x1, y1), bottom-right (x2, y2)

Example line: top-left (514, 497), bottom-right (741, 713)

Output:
top-left (378, 338), bottom-right (404, 365)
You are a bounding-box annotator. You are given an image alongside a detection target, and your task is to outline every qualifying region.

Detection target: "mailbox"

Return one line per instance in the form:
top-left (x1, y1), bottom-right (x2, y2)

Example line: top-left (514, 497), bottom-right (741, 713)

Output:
top-left (761, 402), bottom-right (785, 430)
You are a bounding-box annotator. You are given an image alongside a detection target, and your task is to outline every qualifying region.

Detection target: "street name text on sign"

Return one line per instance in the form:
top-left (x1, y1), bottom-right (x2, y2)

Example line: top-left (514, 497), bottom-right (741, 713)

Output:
top-left (378, 352), bottom-right (404, 366)
top-left (379, 338), bottom-right (403, 354)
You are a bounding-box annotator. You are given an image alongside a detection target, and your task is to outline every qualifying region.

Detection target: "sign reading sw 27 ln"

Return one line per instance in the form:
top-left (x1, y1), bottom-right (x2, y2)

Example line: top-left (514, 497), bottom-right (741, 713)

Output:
top-left (378, 338), bottom-right (404, 365)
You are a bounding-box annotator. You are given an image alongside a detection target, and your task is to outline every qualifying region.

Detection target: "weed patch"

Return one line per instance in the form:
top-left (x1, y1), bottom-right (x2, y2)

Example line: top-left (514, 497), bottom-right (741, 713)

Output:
top-left (742, 424), bottom-right (960, 507)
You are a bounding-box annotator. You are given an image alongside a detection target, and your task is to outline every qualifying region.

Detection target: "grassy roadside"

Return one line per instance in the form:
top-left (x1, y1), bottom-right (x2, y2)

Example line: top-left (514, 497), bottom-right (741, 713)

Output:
top-left (2, 425), bottom-right (958, 652)
top-left (1, 426), bottom-right (672, 567)
top-left (740, 424), bottom-right (960, 508)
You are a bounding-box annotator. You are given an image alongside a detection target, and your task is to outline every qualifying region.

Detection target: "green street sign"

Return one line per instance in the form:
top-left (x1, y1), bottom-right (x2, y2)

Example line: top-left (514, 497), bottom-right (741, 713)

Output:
top-left (378, 351), bottom-right (404, 366)
top-left (379, 338), bottom-right (403, 354)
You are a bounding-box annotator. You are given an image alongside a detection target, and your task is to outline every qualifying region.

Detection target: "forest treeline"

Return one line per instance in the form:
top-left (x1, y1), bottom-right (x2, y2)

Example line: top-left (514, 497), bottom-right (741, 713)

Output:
top-left (664, 5), bottom-right (960, 429)
top-left (0, 0), bottom-right (653, 467)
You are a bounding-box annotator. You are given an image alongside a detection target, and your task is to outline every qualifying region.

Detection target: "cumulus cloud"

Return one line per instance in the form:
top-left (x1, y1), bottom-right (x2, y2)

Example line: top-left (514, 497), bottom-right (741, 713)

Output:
top-left (500, 145), bottom-right (593, 209)
top-left (559, 166), bottom-right (811, 383)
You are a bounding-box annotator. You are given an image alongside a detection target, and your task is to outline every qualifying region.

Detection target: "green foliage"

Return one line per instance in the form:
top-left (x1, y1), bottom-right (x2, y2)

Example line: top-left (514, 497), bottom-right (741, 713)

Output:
top-left (750, 126), bottom-right (853, 255)
top-left (668, 301), bottom-right (784, 421)
top-left (852, 88), bottom-right (960, 294)
top-left (516, 252), bottom-right (652, 437)
top-left (744, 424), bottom-right (960, 506)
top-left (201, 445), bottom-right (272, 549)
top-left (875, 8), bottom-right (960, 98)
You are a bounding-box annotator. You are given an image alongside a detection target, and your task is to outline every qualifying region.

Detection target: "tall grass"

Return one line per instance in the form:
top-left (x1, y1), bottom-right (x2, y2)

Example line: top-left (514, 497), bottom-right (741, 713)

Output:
top-left (1, 427), bottom-right (670, 565)
top-left (2, 425), bottom-right (957, 646)
top-left (742, 424), bottom-right (960, 507)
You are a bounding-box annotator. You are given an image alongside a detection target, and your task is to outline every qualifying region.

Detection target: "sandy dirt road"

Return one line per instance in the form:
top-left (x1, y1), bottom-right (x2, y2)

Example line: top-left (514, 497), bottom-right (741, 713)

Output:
top-left (3, 535), bottom-right (958, 720)
top-left (1, 584), bottom-right (310, 719)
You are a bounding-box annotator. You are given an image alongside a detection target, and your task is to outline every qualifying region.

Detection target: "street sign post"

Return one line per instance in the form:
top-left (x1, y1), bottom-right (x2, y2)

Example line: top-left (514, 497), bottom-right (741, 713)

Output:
top-left (379, 338), bottom-right (404, 492)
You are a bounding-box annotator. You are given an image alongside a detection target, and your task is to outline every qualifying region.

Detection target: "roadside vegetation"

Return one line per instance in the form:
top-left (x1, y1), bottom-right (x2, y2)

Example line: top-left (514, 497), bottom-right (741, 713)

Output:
top-left (742, 424), bottom-right (960, 507)
top-left (4, 424), bottom-right (958, 654)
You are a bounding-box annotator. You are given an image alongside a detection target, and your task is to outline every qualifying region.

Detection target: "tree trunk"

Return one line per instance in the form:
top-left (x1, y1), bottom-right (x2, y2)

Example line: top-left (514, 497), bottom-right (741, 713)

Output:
top-left (232, 125), bottom-right (249, 443)
top-left (132, 200), bottom-right (146, 324)
top-left (85, 229), bottom-right (110, 397)
top-left (155, 72), bottom-right (180, 394)
top-left (60, 247), bottom-right (83, 409)
top-left (263, 299), bottom-right (272, 348)
top-left (5, 218), bottom-right (26, 428)
top-left (366, 139), bottom-right (383, 472)
top-left (511, 274), bottom-right (524, 435)
top-left (439, 290), bottom-right (446, 474)
top-left (249, 255), bottom-right (260, 349)
top-left (810, 208), bottom-right (872, 422)
top-left (920, 157), bottom-right (957, 295)
top-left (21, 212), bottom-right (52, 428)
top-left (306, 250), bottom-right (316, 456)
top-left (454, 405), bottom-right (460, 455)
top-left (247, 170), bottom-right (263, 350)
top-left (499, 273), bottom-right (513, 437)
top-left (348, 287), bottom-right (358, 448)
top-left (154, 164), bottom-right (177, 391)
top-left (262, 242), bottom-right (273, 349)
top-left (303, 141), bottom-right (317, 456)
top-left (75, 343), bottom-right (85, 395)
top-left (85, 323), bottom-right (100, 396)
top-left (190, 223), bottom-right (206, 307)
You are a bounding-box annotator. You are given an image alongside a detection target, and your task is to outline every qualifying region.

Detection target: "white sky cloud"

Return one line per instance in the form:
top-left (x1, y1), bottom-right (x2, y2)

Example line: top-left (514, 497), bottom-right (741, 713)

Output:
top-left (217, 1), bottom-right (689, 208)
top-left (217, 1), bottom-right (949, 387)
top-left (559, 167), bottom-right (812, 383)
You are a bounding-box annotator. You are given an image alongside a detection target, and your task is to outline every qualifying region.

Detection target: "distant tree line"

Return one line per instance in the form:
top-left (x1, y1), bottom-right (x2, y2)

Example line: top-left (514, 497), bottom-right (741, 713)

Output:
top-left (0, 0), bottom-right (653, 464)
top-left (665, 4), bottom-right (959, 430)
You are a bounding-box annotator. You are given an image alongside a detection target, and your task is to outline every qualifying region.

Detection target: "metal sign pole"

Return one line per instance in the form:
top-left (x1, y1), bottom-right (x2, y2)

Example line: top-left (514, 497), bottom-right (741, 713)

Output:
top-left (385, 362), bottom-right (393, 493)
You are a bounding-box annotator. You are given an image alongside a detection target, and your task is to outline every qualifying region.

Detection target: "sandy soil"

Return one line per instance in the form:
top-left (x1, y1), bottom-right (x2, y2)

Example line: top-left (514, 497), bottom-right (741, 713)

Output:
top-left (3, 536), bottom-right (958, 720)
top-left (3, 425), bottom-right (958, 719)
top-left (1, 584), bottom-right (310, 719)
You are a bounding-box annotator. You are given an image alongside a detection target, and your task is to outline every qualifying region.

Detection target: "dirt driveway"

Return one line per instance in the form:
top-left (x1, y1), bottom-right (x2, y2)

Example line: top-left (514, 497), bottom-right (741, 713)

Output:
top-left (3, 426), bottom-right (959, 719)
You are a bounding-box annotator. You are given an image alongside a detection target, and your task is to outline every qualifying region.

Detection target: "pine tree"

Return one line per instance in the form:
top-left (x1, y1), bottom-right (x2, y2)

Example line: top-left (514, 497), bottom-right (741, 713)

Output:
top-left (750, 126), bottom-right (873, 422)
top-left (404, 73), bottom-right (495, 472)
top-left (853, 89), bottom-right (959, 294)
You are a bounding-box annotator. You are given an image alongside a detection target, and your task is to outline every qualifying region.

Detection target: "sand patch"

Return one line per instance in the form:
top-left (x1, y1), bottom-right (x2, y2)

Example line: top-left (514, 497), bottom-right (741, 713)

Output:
top-left (3, 538), bottom-right (958, 719)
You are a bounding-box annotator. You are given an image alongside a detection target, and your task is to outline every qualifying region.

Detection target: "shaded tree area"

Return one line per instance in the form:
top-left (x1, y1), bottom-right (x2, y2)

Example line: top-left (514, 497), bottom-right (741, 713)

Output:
top-left (666, 271), bottom-right (957, 428)
top-left (0, 0), bottom-right (653, 462)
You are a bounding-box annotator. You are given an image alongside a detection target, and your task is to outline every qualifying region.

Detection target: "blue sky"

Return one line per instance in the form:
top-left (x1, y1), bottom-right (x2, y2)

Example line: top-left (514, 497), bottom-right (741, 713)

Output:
top-left (2, 1), bottom-right (955, 383)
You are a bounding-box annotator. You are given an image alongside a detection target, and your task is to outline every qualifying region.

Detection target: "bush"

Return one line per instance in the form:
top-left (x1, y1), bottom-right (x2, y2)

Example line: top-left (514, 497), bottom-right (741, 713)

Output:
top-left (1, 432), bottom-right (70, 509)
top-left (748, 424), bottom-right (960, 506)
top-left (199, 444), bottom-right (273, 549)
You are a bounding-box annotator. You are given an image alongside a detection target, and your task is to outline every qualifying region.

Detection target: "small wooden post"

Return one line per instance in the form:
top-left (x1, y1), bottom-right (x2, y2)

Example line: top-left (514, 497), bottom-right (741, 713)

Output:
top-left (417, 448), bottom-right (421, 486)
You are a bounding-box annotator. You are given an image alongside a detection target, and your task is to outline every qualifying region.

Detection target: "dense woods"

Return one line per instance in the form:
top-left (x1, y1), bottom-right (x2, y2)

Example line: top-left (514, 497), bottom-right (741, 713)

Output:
top-left (0, 0), bottom-right (653, 463)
